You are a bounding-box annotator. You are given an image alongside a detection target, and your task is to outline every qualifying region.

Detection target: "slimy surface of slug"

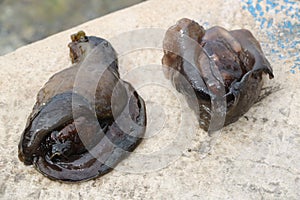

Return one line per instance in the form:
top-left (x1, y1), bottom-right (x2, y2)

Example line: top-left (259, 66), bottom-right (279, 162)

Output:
top-left (162, 18), bottom-right (274, 131)
top-left (18, 31), bottom-right (146, 182)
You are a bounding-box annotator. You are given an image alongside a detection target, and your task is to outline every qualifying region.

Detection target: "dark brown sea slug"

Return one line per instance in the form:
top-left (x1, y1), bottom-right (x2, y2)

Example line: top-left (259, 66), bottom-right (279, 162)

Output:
top-left (18, 31), bottom-right (146, 182)
top-left (162, 18), bottom-right (274, 132)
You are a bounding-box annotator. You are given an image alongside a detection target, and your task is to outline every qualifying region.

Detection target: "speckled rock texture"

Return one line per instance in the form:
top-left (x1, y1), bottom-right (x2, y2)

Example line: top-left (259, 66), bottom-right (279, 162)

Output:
top-left (0, 0), bottom-right (299, 199)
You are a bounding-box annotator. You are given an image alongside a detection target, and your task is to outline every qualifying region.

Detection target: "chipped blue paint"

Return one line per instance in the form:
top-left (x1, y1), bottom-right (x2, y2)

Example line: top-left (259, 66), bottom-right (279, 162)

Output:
top-left (267, 18), bottom-right (273, 28)
top-left (247, 0), bottom-right (253, 4)
top-left (256, 3), bottom-right (262, 11)
top-left (260, 18), bottom-right (267, 29)
top-left (248, 5), bottom-right (258, 17)
top-left (275, 9), bottom-right (281, 14)
top-left (241, 0), bottom-right (300, 74)
top-left (283, 21), bottom-right (293, 33)
top-left (296, 14), bottom-right (300, 21)
top-left (280, 5), bottom-right (286, 10)
top-left (203, 22), bottom-right (210, 29)
top-left (260, 11), bottom-right (264, 16)
top-left (271, 49), bottom-right (280, 54)
top-left (290, 41), bottom-right (299, 48)
top-left (266, 0), bottom-right (279, 9)
top-left (284, 0), bottom-right (296, 4)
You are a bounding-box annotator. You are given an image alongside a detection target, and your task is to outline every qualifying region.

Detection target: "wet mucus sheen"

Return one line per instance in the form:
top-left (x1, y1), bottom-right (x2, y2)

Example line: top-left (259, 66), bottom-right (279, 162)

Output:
top-left (18, 31), bottom-right (146, 182)
top-left (162, 18), bottom-right (274, 132)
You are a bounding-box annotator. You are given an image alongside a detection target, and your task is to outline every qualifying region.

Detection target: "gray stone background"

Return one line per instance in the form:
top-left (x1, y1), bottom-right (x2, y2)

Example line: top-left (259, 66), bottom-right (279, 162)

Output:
top-left (0, 0), bottom-right (299, 199)
top-left (0, 0), bottom-right (145, 55)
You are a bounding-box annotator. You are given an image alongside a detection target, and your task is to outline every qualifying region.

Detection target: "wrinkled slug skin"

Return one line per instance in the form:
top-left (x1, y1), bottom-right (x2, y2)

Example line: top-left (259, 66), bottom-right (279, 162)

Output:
top-left (162, 18), bottom-right (273, 131)
top-left (18, 31), bottom-right (146, 182)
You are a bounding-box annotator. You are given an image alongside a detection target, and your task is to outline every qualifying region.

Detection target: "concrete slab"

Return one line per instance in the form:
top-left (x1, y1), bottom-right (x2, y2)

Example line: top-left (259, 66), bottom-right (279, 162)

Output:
top-left (0, 0), bottom-right (299, 199)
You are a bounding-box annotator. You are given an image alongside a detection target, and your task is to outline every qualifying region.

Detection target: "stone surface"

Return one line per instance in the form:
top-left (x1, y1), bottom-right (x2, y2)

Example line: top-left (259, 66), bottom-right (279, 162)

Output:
top-left (0, 0), bottom-right (299, 199)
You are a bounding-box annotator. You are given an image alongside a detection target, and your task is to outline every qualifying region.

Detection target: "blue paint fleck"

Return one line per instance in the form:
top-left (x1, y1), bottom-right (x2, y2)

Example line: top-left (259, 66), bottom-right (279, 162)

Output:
top-left (281, 5), bottom-right (287, 10)
top-left (296, 12), bottom-right (300, 21)
top-left (266, 0), bottom-right (279, 9)
top-left (284, 0), bottom-right (296, 4)
top-left (271, 49), bottom-right (280, 54)
top-left (277, 40), bottom-right (286, 49)
top-left (256, 3), bottom-right (262, 11)
top-left (267, 18), bottom-right (273, 28)
top-left (248, 5), bottom-right (258, 17)
top-left (260, 18), bottom-right (267, 28)
top-left (293, 43), bottom-right (300, 49)
top-left (247, 0), bottom-right (253, 5)
top-left (279, 54), bottom-right (286, 59)
top-left (283, 21), bottom-right (293, 33)
top-left (260, 11), bottom-right (264, 16)
top-left (203, 22), bottom-right (210, 28)
top-left (241, 0), bottom-right (300, 74)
